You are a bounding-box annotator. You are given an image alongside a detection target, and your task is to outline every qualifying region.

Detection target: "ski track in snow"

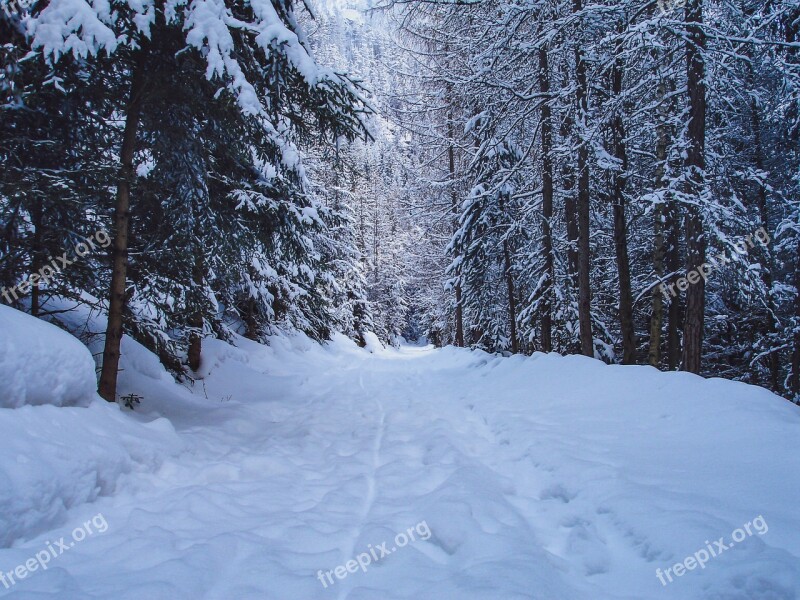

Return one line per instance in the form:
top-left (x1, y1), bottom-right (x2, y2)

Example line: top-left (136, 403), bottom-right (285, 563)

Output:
top-left (335, 370), bottom-right (385, 600)
top-left (1, 338), bottom-right (799, 600)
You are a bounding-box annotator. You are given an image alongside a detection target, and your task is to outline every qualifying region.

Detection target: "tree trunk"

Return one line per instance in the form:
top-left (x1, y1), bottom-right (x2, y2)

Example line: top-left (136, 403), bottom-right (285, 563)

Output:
top-left (574, 0), bottom-right (593, 357)
top-left (750, 92), bottom-right (781, 391)
top-left (30, 198), bottom-right (43, 317)
top-left (609, 25), bottom-right (636, 364)
top-left (784, 0), bottom-right (800, 400)
top-left (681, 0), bottom-right (707, 374)
top-left (650, 202), bottom-right (665, 367)
top-left (503, 237), bottom-right (518, 353)
top-left (539, 47), bottom-right (554, 353)
top-left (188, 251), bottom-right (204, 373)
top-left (561, 108), bottom-right (580, 355)
top-left (666, 200), bottom-right (683, 370)
top-left (792, 237), bottom-right (800, 398)
top-left (649, 78), bottom-right (672, 367)
top-left (98, 53), bottom-right (148, 402)
top-left (244, 296), bottom-right (259, 341)
top-left (448, 113), bottom-right (465, 348)
top-left (499, 194), bottom-right (518, 354)
top-left (563, 115), bottom-right (579, 292)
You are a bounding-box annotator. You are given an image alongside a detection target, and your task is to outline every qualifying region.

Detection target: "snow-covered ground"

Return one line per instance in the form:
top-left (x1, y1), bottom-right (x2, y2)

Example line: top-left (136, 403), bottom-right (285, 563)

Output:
top-left (1, 306), bottom-right (799, 599)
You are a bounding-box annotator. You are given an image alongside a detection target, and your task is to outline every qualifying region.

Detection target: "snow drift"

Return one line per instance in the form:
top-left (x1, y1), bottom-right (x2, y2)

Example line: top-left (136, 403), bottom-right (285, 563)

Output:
top-left (0, 306), bottom-right (182, 549)
top-left (0, 304), bottom-right (96, 408)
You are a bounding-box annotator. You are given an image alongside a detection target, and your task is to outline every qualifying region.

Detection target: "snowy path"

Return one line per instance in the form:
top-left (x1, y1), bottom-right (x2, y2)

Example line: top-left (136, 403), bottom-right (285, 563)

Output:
top-left (2, 337), bottom-right (800, 599)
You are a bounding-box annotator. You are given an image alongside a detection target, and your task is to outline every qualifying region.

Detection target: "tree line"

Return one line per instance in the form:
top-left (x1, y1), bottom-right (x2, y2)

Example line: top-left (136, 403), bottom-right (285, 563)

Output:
top-left (2, 0), bottom-right (799, 402)
top-left (387, 0), bottom-right (800, 400)
top-left (0, 0), bottom-right (373, 401)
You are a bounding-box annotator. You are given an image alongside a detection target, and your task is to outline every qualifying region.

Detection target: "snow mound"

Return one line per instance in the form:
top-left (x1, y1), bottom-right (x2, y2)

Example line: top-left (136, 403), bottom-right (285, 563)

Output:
top-left (0, 306), bottom-right (184, 548)
top-left (0, 305), bottom-right (96, 408)
top-left (362, 331), bottom-right (386, 353)
top-left (0, 401), bottom-right (183, 548)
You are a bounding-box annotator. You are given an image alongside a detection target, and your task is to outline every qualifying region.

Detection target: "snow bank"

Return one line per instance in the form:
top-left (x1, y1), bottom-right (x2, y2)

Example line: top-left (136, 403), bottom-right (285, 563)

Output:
top-left (0, 305), bottom-right (96, 408)
top-left (0, 401), bottom-right (183, 548)
top-left (0, 306), bottom-right (183, 548)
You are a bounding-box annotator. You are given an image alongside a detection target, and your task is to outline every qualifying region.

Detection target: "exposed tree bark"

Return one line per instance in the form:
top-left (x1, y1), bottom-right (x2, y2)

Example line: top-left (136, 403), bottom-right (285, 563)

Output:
top-left (98, 52), bottom-right (149, 402)
top-left (574, 0), bottom-right (593, 357)
top-left (650, 207), bottom-right (665, 365)
top-left (498, 194), bottom-right (518, 354)
top-left (562, 115), bottom-right (579, 291)
top-left (792, 237), bottom-right (800, 397)
top-left (649, 77), bottom-right (673, 367)
top-left (750, 92), bottom-right (781, 391)
top-left (503, 237), bottom-right (518, 354)
top-left (29, 198), bottom-right (43, 317)
top-left (609, 23), bottom-right (636, 364)
top-left (187, 250), bottom-right (204, 373)
top-left (666, 200), bottom-right (683, 370)
top-left (244, 296), bottom-right (259, 341)
top-left (373, 190), bottom-right (379, 277)
top-left (539, 46), bottom-right (554, 353)
top-left (788, 11), bottom-right (800, 399)
top-left (560, 107), bottom-right (581, 355)
top-left (681, 0), bottom-right (707, 374)
top-left (448, 111), bottom-right (465, 348)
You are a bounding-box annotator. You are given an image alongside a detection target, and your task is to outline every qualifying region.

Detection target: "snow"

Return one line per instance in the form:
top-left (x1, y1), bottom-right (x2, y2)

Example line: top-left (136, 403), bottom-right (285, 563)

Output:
top-left (28, 0), bottom-right (335, 119)
top-left (361, 330), bottom-right (385, 353)
top-left (1, 316), bottom-right (799, 598)
top-left (0, 304), bottom-right (96, 408)
top-left (27, 0), bottom-right (120, 61)
top-left (0, 306), bottom-right (182, 552)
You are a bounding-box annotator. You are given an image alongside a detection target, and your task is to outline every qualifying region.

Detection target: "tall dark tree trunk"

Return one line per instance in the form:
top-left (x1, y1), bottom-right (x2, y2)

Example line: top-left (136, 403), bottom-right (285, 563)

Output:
top-left (666, 201), bottom-right (683, 370)
top-left (750, 93), bottom-right (781, 391)
top-left (448, 113), bottom-right (465, 348)
top-left (649, 77), bottom-right (673, 367)
top-left (792, 237), bottom-right (800, 398)
top-left (503, 238), bottom-right (518, 354)
top-left (498, 194), bottom-right (518, 353)
top-left (650, 198), bottom-right (665, 367)
top-left (187, 250), bottom-right (204, 373)
top-left (98, 53), bottom-right (148, 402)
top-left (561, 109), bottom-right (581, 355)
top-left (539, 47), bottom-right (554, 353)
top-left (785, 3), bottom-right (800, 399)
top-left (609, 24), bottom-right (636, 364)
top-left (563, 116), bottom-right (579, 292)
top-left (574, 0), bottom-right (593, 357)
top-left (29, 198), bottom-right (44, 317)
top-left (244, 296), bottom-right (259, 341)
top-left (649, 215), bottom-right (666, 366)
top-left (681, 0), bottom-right (707, 374)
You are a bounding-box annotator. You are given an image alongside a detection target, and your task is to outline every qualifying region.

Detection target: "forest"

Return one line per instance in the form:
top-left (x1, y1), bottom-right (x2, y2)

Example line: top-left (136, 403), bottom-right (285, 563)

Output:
top-left (2, 1), bottom-right (800, 597)
top-left (1, 0), bottom-right (799, 403)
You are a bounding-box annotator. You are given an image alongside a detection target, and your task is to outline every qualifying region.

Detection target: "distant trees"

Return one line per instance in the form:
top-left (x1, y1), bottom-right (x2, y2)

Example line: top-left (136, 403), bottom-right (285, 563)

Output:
top-left (448, 115), bottom-right (524, 353)
top-left (3, 0), bottom-right (799, 403)
top-left (388, 0), bottom-right (800, 401)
